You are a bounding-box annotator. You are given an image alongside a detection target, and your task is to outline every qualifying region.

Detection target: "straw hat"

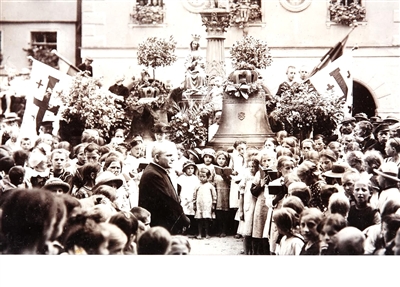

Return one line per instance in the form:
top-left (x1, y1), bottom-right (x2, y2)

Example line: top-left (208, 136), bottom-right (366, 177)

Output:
top-left (28, 152), bottom-right (48, 168)
top-left (323, 163), bottom-right (349, 178)
top-left (95, 171), bottom-right (123, 189)
top-left (182, 160), bottom-right (197, 171)
top-left (319, 149), bottom-right (337, 162)
top-left (201, 148), bottom-right (216, 159)
top-left (2, 112), bottom-right (20, 123)
top-left (43, 178), bottom-right (70, 193)
top-left (374, 162), bottom-right (400, 182)
top-left (383, 115), bottom-right (399, 125)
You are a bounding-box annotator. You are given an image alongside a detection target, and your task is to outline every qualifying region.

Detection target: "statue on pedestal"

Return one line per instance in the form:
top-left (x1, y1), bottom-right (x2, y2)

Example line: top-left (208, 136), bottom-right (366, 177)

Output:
top-left (183, 35), bottom-right (207, 91)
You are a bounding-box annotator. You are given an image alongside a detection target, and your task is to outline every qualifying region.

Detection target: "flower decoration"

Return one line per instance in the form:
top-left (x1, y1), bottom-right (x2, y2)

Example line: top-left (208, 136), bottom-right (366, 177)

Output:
top-left (137, 36), bottom-right (177, 79)
top-left (130, 4), bottom-right (164, 25)
top-left (230, 35), bottom-right (272, 70)
top-left (23, 46), bottom-right (59, 69)
top-left (224, 80), bottom-right (259, 100)
top-left (168, 100), bottom-right (214, 149)
top-left (271, 83), bottom-right (345, 139)
top-left (59, 73), bottom-right (125, 141)
top-left (329, 1), bottom-right (366, 26)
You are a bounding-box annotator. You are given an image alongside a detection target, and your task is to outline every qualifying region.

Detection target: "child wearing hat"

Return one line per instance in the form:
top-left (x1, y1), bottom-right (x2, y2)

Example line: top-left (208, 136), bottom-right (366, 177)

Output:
top-left (177, 161), bottom-right (200, 236)
top-left (197, 148), bottom-right (216, 182)
top-left (375, 162), bottom-right (400, 213)
top-left (43, 178), bottom-right (71, 195)
top-left (27, 150), bottom-right (50, 188)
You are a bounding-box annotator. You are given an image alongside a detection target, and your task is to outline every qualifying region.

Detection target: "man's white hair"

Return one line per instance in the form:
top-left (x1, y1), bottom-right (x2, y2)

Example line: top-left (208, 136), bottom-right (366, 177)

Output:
top-left (151, 140), bottom-right (177, 159)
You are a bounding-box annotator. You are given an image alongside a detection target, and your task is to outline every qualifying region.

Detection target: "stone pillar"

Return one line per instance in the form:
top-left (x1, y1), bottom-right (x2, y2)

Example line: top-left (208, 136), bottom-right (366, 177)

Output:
top-left (200, 9), bottom-right (230, 79)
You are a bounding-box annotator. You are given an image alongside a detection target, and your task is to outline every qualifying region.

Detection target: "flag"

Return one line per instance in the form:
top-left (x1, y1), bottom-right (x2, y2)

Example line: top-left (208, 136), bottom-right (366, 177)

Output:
top-left (309, 52), bottom-right (353, 117)
top-left (308, 26), bottom-right (356, 78)
top-left (19, 57), bottom-right (72, 142)
top-left (51, 49), bottom-right (80, 76)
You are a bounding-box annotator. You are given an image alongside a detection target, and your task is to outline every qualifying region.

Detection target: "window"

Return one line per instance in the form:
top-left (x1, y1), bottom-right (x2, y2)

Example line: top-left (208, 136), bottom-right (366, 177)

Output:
top-left (229, 0), bottom-right (262, 28)
top-left (328, 0), bottom-right (366, 26)
top-left (28, 32), bottom-right (58, 68)
top-left (31, 32), bottom-right (57, 49)
top-left (131, 0), bottom-right (165, 25)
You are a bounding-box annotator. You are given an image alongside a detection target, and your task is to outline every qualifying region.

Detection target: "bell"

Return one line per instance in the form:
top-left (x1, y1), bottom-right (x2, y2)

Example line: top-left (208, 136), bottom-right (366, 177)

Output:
top-left (207, 85), bottom-right (274, 150)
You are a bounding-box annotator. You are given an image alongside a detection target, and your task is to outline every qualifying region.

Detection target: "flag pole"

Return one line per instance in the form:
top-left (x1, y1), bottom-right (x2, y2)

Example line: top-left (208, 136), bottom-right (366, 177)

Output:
top-left (51, 49), bottom-right (80, 72)
top-left (309, 25), bottom-right (357, 77)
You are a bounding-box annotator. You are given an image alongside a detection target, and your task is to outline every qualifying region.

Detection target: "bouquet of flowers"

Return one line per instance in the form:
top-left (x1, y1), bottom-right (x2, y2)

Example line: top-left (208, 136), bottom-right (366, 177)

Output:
top-left (59, 73), bottom-right (126, 141)
top-left (329, 1), bottom-right (366, 26)
top-left (168, 100), bottom-right (214, 148)
top-left (230, 35), bottom-right (272, 70)
top-left (272, 83), bottom-right (345, 139)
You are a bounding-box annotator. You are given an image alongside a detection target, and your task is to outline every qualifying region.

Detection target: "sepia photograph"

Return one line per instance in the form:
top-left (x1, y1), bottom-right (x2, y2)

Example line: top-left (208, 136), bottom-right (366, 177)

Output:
top-left (0, 1), bottom-right (399, 277)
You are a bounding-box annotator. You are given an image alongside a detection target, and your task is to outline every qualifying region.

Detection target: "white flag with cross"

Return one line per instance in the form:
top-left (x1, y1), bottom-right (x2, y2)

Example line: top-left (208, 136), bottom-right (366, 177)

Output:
top-left (19, 57), bottom-right (72, 142)
top-left (308, 52), bottom-right (354, 117)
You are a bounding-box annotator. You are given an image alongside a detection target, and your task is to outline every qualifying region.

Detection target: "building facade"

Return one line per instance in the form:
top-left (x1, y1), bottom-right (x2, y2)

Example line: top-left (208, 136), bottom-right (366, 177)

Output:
top-left (0, 0), bottom-right (79, 74)
top-left (1, 0), bottom-right (399, 118)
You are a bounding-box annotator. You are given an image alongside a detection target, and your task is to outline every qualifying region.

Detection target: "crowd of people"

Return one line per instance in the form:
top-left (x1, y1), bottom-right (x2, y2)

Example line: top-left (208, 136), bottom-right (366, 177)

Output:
top-left (1, 104), bottom-right (400, 255)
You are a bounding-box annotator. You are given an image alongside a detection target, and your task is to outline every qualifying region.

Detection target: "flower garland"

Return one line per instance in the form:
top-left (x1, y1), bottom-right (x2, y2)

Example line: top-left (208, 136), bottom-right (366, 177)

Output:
top-left (329, 2), bottom-right (366, 26)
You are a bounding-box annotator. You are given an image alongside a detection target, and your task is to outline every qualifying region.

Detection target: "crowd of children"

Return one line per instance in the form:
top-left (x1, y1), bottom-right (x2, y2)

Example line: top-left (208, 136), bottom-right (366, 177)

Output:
top-left (2, 111), bottom-right (400, 255)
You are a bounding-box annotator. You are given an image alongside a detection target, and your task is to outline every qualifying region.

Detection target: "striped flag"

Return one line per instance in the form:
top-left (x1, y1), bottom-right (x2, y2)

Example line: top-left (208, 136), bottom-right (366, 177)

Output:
top-left (308, 26), bottom-right (356, 78)
top-left (19, 57), bottom-right (72, 142)
top-left (51, 49), bottom-right (80, 76)
top-left (309, 52), bottom-right (354, 117)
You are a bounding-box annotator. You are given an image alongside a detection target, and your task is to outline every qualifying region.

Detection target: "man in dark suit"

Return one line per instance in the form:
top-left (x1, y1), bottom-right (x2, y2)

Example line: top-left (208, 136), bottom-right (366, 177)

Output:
top-left (138, 140), bottom-right (190, 235)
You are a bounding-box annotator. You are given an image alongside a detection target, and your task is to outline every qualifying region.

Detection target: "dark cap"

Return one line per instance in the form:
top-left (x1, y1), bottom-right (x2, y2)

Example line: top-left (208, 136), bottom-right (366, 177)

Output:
top-left (373, 123), bottom-right (390, 135)
top-left (354, 113), bottom-right (368, 121)
top-left (369, 116), bottom-right (382, 124)
top-left (40, 121), bottom-right (54, 126)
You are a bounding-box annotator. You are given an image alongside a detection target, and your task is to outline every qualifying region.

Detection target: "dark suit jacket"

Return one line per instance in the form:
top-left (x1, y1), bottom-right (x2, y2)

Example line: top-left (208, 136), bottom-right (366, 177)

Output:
top-left (138, 163), bottom-right (190, 234)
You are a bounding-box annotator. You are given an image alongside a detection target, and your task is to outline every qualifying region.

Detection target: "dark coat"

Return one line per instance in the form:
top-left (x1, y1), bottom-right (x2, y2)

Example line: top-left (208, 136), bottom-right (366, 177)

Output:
top-left (138, 163), bottom-right (190, 234)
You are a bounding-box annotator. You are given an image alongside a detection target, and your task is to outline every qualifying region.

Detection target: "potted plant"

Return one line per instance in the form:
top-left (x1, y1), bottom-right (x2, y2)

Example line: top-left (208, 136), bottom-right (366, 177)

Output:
top-left (271, 83), bottom-right (345, 140)
top-left (137, 36), bottom-right (177, 80)
top-left (329, 1), bottom-right (366, 26)
top-left (59, 73), bottom-right (127, 143)
top-left (224, 35), bottom-right (272, 98)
